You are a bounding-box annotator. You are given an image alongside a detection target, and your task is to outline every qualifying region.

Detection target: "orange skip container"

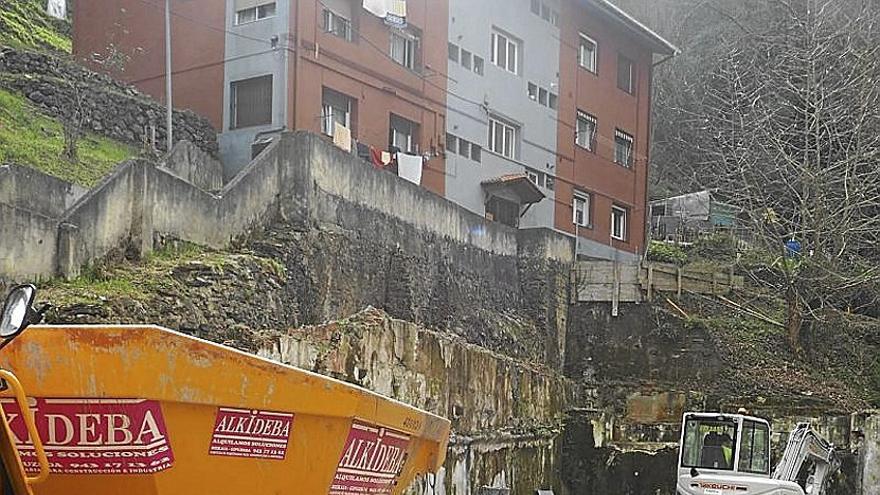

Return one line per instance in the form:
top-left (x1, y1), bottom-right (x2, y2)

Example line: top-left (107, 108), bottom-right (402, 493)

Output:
top-left (0, 325), bottom-right (450, 494)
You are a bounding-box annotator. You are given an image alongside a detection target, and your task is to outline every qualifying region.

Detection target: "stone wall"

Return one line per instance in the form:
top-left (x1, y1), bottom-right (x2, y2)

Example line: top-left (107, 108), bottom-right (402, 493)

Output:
top-left (258, 309), bottom-right (576, 495)
top-left (0, 47), bottom-right (217, 154)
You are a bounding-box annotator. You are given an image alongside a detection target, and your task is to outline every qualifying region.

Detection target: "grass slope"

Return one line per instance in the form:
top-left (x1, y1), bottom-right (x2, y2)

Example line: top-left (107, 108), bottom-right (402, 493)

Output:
top-left (0, 89), bottom-right (134, 187)
top-left (0, 0), bottom-right (70, 52)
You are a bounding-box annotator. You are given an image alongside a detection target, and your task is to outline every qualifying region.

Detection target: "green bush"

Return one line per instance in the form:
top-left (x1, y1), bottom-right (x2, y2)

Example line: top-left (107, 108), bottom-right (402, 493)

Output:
top-left (647, 240), bottom-right (688, 265)
top-left (690, 233), bottom-right (738, 261)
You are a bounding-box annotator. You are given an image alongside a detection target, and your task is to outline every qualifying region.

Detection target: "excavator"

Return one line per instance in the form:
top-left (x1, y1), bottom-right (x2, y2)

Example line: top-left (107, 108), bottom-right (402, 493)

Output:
top-left (676, 411), bottom-right (839, 495)
top-left (0, 284), bottom-right (450, 494)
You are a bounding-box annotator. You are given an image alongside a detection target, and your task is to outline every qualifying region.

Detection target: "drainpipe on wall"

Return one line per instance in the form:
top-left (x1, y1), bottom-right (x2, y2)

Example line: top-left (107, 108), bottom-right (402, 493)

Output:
top-left (165, 0), bottom-right (173, 152)
top-left (291, 0), bottom-right (301, 130)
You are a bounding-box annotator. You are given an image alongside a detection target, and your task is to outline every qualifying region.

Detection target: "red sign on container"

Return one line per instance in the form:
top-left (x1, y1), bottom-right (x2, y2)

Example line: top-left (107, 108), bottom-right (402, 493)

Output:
top-left (329, 420), bottom-right (412, 495)
top-left (208, 407), bottom-right (293, 460)
top-left (0, 398), bottom-right (174, 475)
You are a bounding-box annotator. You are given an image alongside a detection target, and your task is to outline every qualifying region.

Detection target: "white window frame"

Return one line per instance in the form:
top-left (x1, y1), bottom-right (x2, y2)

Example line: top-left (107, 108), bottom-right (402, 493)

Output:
top-left (390, 114), bottom-right (418, 154)
top-left (322, 8), bottom-right (352, 41)
top-left (526, 169), bottom-right (539, 186)
top-left (576, 110), bottom-right (597, 151)
top-left (390, 30), bottom-right (418, 70)
top-left (611, 205), bottom-right (628, 241)
top-left (491, 31), bottom-right (519, 75)
top-left (473, 55), bottom-right (484, 75)
top-left (614, 129), bottom-right (634, 167)
top-left (573, 193), bottom-right (591, 227)
top-left (321, 91), bottom-right (352, 138)
top-left (235, 2), bottom-right (276, 25)
top-left (488, 116), bottom-right (519, 160)
top-left (579, 33), bottom-right (597, 73)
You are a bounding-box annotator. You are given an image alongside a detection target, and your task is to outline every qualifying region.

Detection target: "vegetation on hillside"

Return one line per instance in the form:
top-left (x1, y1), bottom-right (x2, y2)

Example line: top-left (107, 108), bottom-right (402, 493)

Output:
top-left (0, 0), bottom-right (70, 52)
top-left (0, 89), bottom-right (134, 186)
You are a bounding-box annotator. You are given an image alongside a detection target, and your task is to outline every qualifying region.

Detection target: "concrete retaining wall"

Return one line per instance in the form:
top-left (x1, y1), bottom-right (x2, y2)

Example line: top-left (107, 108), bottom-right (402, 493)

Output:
top-left (0, 164), bottom-right (86, 217)
top-left (258, 309), bottom-right (575, 495)
top-left (1, 131), bottom-right (574, 285)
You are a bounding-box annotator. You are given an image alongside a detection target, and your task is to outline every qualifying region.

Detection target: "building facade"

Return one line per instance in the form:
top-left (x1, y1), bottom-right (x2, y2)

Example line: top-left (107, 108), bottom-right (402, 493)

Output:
top-left (445, 0), bottom-right (675, 261)
top-left (73, 0), bottom-right (673, 261)
top-left (74, 0), bottom-right (449, 187)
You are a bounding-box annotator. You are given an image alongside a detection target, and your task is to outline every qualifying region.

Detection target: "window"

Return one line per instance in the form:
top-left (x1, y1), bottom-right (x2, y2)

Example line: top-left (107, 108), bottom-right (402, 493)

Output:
top-left (549, 10), bottom-right (559, 26)
top-left (618, 54), bottom-right (635, 93)
top-left (446, 134), bottom-right (481, 163)
top-left (739, 421), bottom-right (770, 475)
top-left (491, 31), bottom-right (519, 74)
top-left (391, 30), bottom-right (419, 70)
top-left (323, 8), bottom-right (352, 41)
top-left (473, 56), bottom-right (484, 75)
top-left (230, 75), bottom-right (272, 129)
top-left (321, 88), bottom-right (354, 138)
top-left (235, 2), bottom-right (276, 25)
top-left (461, 49), bottom-right (472, 70)
top-left (389, 114), bottom-right (418, 153)
top-left (614, 129), bottom-right (634, 167)
top-left (573, 193), bottom-right (591, 227)
top-left (545, 175), bottom-right (554, 190)
top-left (530, 0), bottom-right (540, 15)
top-left (681, 417), bottom-right (738, 471)
top-left (579, 33), bottom-right (597, 73)
top-left (549, 93), bottom-right (558, 110)
top-left (576, 111), bottom-right (597, 151)
top-left (448, 42), bottom-right (459, 62)
top-left (526, 170), bottom-right (539, 186)
top-left (611, 205), bottom-right (628, 241)
top-left (471, 144), bottom-right (481, 163)
top-left (488, 116), bottom-right (519, 159)
top-left (446, 133), bottom-right (457, 154)
top-left (540, 3), bottom-right (550, 20)
top-left (528, 82), bottom-right (538, 101)
top-left (538, 87), bottom-right (548, 106)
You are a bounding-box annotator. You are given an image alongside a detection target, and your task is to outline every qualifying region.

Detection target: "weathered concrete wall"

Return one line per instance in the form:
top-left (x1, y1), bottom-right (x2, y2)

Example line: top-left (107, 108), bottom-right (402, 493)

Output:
top-left (1, 133), bottom-right (573, 366)
top-left (159, 141), bottom-right (224, 192)
top-left (0, 203), bottom-right (58, 281)
top-left (305, 134), bottom-right (523, 257)
top-left (258, 309), bottom-right (575, 495)
top-left (0, 164), bottom-right (86, 217)
top-left (863, 414), bottom-right (880, 493)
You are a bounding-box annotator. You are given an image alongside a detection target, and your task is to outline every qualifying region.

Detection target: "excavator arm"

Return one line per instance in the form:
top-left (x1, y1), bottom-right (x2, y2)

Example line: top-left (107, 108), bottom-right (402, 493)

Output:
top-left (772, 422), bottom-right (839, 495)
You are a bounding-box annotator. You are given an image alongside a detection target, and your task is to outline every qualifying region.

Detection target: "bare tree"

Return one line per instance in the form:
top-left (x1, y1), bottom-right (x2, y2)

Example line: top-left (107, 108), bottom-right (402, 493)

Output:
top-left (60, 14), bottom-right (138, 162)
top-left (677, 0), bottom-right (880, 348)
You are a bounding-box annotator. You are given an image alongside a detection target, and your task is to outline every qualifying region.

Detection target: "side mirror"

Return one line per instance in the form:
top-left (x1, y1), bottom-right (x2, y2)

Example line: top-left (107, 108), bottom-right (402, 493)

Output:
top-left (0, 285), bottom-right (37, 339)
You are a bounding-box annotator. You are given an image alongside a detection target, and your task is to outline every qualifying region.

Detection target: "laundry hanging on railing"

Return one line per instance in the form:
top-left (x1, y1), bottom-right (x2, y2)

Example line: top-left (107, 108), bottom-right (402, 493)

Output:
top-left (397, 153), bottom-right (423, 186)
top-left (46, 0), bottom-right (66, 19)
top-left (362, 0), bottom-right (407, 27)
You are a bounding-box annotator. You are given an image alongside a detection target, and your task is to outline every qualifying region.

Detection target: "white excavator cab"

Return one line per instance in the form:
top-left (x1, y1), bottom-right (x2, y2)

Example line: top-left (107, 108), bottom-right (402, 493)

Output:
top-left (676, 412), bottom-right (833, 495)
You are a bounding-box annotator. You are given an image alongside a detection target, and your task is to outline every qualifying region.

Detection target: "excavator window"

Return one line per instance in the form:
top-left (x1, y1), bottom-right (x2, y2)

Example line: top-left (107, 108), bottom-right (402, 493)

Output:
top-left (680, 418), bottom-right (738, 471)
top-left (738, 420), bottom-right (770, 474)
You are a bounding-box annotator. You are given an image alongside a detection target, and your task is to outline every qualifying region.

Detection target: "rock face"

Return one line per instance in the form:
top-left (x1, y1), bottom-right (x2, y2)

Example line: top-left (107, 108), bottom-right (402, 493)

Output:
top-left (0, 47), bottom-right (217, 154)
top-left (259, 308), bottom-right (576, 495)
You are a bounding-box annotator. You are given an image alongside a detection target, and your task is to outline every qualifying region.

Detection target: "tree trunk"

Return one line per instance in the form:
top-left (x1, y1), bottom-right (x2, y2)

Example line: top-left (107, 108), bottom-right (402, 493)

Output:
top-left (786, 286), bottom-right (802, 351)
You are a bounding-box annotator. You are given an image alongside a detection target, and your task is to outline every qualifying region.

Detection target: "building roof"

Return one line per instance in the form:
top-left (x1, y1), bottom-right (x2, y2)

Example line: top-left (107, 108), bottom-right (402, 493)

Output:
top-left (481, 174), bottom-right (545, 205)
top-left (581, 0), bottom-right (679, 56)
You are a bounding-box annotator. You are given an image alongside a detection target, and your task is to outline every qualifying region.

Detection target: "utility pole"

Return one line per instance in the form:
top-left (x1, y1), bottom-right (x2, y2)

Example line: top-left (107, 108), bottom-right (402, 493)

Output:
top-left (165, 0), bottom-right (173, 151)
